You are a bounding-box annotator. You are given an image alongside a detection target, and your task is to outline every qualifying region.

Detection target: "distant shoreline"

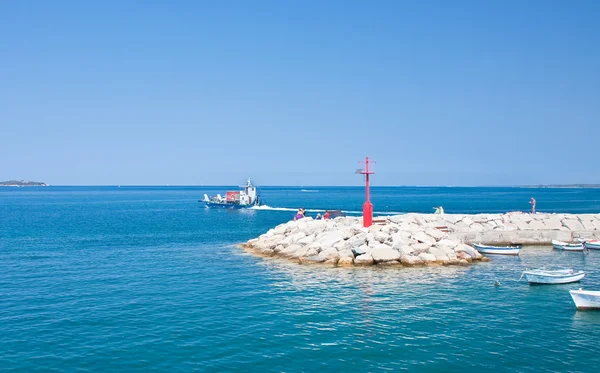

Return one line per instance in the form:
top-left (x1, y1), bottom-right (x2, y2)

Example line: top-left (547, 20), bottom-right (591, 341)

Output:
top-left (519, 184), bottom-right (600, 189)
top-left (0, 180), bottom-right (47, 187)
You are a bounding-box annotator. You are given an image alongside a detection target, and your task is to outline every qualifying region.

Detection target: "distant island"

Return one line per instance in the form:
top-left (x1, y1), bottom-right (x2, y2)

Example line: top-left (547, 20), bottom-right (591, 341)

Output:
top-left (0, 180), bottom-right (47, 187)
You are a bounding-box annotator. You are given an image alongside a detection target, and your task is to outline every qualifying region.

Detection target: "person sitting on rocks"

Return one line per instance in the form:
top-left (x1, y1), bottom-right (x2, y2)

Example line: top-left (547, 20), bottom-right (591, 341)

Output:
top-left (315, 213), bottom-right (322, 220)
top-left (294, 208), bottom-right (305, 221)
top-left (323, 211), bottom-right (330, 220)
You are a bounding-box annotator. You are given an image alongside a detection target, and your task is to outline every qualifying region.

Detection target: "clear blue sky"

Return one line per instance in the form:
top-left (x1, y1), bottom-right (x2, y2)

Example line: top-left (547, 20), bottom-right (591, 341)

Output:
top-left (1, 0), bottom-right (599, 186)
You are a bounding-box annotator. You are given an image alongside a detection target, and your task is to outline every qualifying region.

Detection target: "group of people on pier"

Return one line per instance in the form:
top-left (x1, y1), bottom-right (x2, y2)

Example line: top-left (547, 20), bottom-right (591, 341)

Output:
top-left (294, 208), bottom-right (330, 221)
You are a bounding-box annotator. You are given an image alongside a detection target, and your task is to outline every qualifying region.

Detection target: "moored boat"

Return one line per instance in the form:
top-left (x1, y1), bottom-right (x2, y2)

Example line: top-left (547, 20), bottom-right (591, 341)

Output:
top-left (551, 239), bottom-right (584, 251)
top-left (583, 240), bottom-right (600, 250)
top-left (473, 243), bottom-right (522, 255)
top-left (200, 178), bottom-right (262, 209)
top-left (570, 288), bottom-right (600, 310)
top-left (521, 268), bottom-right (585, 284)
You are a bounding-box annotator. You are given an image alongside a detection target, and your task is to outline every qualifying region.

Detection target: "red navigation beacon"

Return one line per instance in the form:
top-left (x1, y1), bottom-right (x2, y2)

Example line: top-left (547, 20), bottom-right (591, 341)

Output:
top-left (356, 156), bottom-right (376, 227)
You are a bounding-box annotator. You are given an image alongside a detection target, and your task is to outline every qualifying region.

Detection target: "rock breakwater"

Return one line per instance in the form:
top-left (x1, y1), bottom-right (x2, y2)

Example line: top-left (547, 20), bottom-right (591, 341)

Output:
top-left (242, 212), bottom-right (600, 267)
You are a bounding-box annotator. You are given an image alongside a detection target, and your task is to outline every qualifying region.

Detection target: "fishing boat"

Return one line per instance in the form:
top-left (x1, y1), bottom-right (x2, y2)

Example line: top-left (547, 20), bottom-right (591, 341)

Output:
top-left (521, 268), bottom-right (585, 284)
top-left (570, 288), bottom-right (600, 310)
top-left (200, 178), bottom-right (262, 209)
top-left (473, 243), bottom-right (522, 255)
top-left (583, 240), bottom-right (600, 250)
top-left (551, 239), bottom-right (584, 251)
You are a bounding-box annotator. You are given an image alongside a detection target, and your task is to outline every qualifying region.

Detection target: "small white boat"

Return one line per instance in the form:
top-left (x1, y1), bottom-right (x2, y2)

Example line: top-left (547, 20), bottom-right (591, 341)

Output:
top-left (570, 288), bottom-right (600, 310)
top-left (583, 240), bottom-right (600, 250)
top-left (473, 243), bottom-right (522, 255)
top-left (521, 268), bottom-right (585, 284)
top-left (551, 239), bottom-right (584, 251)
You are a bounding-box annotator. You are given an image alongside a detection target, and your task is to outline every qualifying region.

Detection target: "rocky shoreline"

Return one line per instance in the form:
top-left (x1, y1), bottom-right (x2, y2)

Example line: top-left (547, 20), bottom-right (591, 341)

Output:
top-left (241, 212), bottom-right (600, 267)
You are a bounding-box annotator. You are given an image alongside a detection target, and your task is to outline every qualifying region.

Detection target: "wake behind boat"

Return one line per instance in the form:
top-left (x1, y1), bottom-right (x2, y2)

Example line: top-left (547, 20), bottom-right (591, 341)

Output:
top-left (473, 243), bottom-right (522, 255)
top-left (200, 178), bottom-right (262, 209)
top-left (551, 239), bottom-right (584, 251)
top-left (521, 268), bottom-right (585, 285)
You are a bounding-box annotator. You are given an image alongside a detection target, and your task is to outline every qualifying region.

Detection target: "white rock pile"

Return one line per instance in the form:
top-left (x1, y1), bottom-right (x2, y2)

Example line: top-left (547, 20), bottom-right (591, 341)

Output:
top-left (242, 212), bottom-right (600, 267)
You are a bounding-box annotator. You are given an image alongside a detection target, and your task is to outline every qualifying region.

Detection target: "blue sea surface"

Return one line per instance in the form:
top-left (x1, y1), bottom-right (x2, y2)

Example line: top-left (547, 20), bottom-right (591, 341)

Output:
top-left (1, 186), bottom-right (600, 372)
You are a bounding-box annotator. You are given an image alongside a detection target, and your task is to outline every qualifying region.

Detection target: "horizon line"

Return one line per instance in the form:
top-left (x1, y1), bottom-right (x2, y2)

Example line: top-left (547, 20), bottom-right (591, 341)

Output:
top-left (7, 184), bottom-right (600, 189)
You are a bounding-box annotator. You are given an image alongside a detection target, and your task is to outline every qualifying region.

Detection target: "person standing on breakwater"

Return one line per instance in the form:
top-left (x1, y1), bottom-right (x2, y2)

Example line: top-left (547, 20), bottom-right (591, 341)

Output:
top-left (529, 197), bottom-right (536, 214)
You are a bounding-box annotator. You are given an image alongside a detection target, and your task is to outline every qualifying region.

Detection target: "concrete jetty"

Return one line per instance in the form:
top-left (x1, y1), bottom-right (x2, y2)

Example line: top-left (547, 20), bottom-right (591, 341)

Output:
top-left (241, 212), bottom-right (600, 267)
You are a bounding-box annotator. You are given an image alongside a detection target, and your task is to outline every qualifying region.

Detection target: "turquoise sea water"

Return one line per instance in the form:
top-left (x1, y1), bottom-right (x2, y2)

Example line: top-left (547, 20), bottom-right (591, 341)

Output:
top-left (2, 186), bottom-right (600, 372)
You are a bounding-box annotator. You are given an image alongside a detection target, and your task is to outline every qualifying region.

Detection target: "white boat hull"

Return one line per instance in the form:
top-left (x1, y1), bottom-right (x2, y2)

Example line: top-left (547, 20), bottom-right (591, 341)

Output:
top-left (570, 289), bottom-right (600, 310)
top-left (584, 241), bottom-right (600, 250)
top-left (523, 270), bottom-right (585, 284)
top-left (473, 244), bottom-right (521, 255)
top-left (551, 240), bottom-right (584, 251)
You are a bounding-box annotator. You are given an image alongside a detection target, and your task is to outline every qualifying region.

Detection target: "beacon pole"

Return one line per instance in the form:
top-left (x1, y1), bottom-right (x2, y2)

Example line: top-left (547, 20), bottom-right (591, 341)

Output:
top-left (357, 156), bottom-right (375, 228)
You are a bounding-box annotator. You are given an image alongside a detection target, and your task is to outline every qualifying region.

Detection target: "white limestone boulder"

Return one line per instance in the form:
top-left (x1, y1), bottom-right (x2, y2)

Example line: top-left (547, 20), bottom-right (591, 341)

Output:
top-left (333, 240), bottom-right (350, 251)
top-left (455, 244), bottom-right (482, 260)
top-left (297, 234), bottom-right (316, 246)
top-left (392, 231), bottom-right (412, 241)
top-left (280, 244), bottom-right (308, 259)
top-left (305, 248), bottom-right (318, 257)
top-left (394, 222), bottom-right (419, 232)
top-left (435, 239), bottom-right (459, 251)
top-left (396, 245), bottom-right (415, 256)
top-left (368, 225), bottom-right (382, 233)
top-left (411, 242), bottom-right (433, 254)
top-left (381, 224), bottom-right (399, 234)
top-left (365, 233), bottom-right (376, 244)
top-left (338, 249), bottom-right (355, 259)
top-left (401, 254), bottom-right (423, 266)
top-left (347, 234), bottom-right (367, 249)
top-left (428, 247), bottom-right (451, 263)
top-left (338, 256), bottom-right (354, 266)
top-left (425, 228), bottom-right (445, 240)
top-left (418, 252), bottom-right (437, 265)
top-left (320, 248), bottom-right (340, 262)
top-left (319, 248), bottom-right (340, 265)
top-left (299, 255), bottom-right (326, 264)
top-left (413, 232), bottom-right (436, 245)
top-left (309, 231), bottom-right (345, 251)
top-left (354, 254), bottom-right (375, 266)
top-left (374, 231), bottom-right (391, 243)
top-left (456, 251), bottom-right (472, 262)
top-left (371, 244), bottom-right (401, 263)
top-left (352, 244), bottom-right (369, 257)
